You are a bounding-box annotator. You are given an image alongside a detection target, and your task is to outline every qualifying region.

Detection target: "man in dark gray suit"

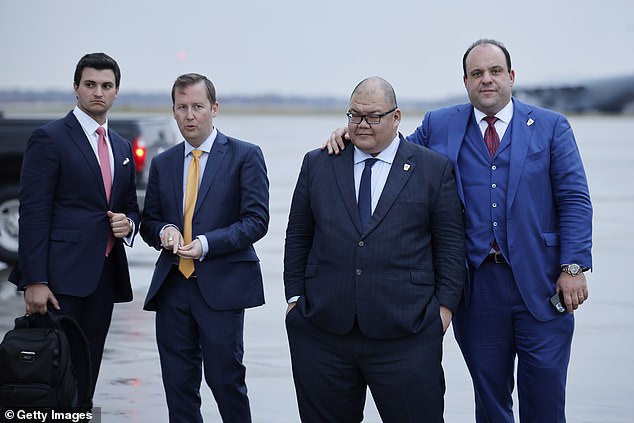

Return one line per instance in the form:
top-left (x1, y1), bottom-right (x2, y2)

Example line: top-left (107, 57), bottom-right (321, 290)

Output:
top-left (283, 76), bottom-right (466, 423)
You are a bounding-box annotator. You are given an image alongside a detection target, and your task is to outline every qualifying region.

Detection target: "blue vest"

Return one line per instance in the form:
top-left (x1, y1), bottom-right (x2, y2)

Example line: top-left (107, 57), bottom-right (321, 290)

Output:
top-left (458, 115), bottom-right (513, 267)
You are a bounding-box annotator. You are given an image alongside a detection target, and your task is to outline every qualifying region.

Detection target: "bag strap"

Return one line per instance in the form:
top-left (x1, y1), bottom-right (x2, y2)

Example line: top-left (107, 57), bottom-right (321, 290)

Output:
top-left (53, 314), bottom-right (94, 410)
top-left (13, 312), bottom-right (94, 409)
top-left (13, 311), bottom-right (57, 329)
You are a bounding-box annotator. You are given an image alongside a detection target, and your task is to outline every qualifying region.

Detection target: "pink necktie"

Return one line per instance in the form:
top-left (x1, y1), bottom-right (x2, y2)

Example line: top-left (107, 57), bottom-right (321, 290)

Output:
top-left (483, 116), bottom-right (500, 158)
top-left (96, 126), bottom-right (114, 256)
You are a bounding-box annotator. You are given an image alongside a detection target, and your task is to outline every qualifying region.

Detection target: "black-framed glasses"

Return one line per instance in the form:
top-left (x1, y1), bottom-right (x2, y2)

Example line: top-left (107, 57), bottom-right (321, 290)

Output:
top-left (346, 106), bottom-right (397, 125)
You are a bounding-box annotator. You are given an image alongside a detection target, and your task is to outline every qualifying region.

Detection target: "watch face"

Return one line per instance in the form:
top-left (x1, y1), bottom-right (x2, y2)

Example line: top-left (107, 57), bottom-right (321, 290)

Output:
top-left (568, 264), bottom-right (581, 275)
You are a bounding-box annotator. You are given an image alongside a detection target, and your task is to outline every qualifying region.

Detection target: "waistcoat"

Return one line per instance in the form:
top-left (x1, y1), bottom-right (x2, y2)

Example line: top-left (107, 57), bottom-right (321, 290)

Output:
top-left (458, 115), bottom-right (513, 267)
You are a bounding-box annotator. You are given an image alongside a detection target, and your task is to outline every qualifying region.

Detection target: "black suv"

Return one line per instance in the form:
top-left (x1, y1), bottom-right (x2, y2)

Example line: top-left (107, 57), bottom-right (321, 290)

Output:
top-left (0, 115), bottom-right (176, 264)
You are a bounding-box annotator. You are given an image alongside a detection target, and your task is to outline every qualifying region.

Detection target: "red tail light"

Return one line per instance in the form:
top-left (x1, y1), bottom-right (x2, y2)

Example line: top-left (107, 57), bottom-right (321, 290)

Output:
top-left (132, 136), bottom-right (147, 172)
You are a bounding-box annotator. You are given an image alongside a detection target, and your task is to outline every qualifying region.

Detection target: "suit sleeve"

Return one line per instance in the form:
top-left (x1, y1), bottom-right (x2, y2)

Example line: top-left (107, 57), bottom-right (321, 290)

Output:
top-left (203, 145), bottom-right (269, 257)
top-left (549, 114), bottom-right (592, 268)
top-left (406, 111), bottom-right (431, 147)
top-left (17, 128), bottom-right (60, 286)
top-left (117, 135), bottom-right (140, 241)
top-left (429, 159), bottom-right (466, 312)
top-left (283, 153), bottom-right (315, 300)
top-left (139, 156), bottom-right (166, 250)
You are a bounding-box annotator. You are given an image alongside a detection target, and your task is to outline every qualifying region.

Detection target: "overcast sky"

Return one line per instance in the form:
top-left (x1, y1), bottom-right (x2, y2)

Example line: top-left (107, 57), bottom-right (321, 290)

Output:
top-left (1, 0), bottom-right (632, 101)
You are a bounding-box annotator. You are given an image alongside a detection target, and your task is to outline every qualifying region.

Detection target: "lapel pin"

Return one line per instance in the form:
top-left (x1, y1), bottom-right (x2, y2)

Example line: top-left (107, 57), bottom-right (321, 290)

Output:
top-left (122, 158), bottom-right (130, 165)
top-left (403, 163), bottom-right (411, 171)
top-left (527, 118), bottom-right (534, 126)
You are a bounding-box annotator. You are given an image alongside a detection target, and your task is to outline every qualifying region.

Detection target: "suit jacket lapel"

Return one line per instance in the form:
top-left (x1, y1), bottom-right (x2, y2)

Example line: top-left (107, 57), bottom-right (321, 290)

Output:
top-left (170, 144), bottom-right (186, 227)
top-left (332, 146), bottom-right (363, 233)
top-left (366, 135), bottom-right (414, 233)
top-left (507, 99), bottom-right (534, 210)
top-left (108, 131), bottom-right (130, 207)
top-left (448, 104), bottom-right (472, 204)
top-left (195, 131), bottom-right (228, 214)
top-left (64, 113), bottom-right (109, 205)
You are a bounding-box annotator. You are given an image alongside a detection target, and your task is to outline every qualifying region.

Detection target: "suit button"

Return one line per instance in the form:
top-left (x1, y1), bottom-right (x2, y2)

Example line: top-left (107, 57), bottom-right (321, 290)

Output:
top-left (355, 269), bottom-right (362, 276)
top-left (358, 241), bottom-right (365, 247)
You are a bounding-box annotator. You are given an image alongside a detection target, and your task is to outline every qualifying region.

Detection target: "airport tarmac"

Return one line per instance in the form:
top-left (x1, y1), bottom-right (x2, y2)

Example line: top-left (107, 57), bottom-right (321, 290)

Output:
top-left (1, 114), bottom-right (633, 422)
top-left (1, 198), bottom-right (632, 423)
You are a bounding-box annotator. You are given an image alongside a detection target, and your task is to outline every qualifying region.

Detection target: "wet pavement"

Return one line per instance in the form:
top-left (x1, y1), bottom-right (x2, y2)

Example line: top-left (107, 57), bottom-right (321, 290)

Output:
top-left (2, 203), bottom-right (633, 423)
top-left (1, 115), bottom-right (634, 422)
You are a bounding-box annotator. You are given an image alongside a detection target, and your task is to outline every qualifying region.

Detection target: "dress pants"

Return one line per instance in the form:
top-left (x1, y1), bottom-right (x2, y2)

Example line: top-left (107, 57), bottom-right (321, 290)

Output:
top-left (155, 269), bottom-right (250, 423)
top-left (54, 255), bottom-right (117, 402)
top-left (453, 260), bottom-right (574, 423)
top-left (286, 305), bottom-right (445, 423)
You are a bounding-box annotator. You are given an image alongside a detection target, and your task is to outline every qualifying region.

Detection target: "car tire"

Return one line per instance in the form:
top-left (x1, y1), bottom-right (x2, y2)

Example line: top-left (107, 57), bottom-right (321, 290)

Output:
top-left (0, 185), bottom-right (20, 264)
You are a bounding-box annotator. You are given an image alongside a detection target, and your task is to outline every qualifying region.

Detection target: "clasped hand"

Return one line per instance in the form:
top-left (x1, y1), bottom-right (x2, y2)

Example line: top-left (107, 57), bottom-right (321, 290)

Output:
top-left (108, 211), bottom-right (132, 238)
top-left (161, 227), bottom-right (202, 260)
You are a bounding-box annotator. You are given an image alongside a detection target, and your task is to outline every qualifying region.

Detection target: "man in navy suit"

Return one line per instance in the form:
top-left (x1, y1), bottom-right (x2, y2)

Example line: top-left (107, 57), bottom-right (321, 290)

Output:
top-left (327, 40), bottom-right (593, 423)
top-left (11, 53), bottom-right (139, 400)
top-left (140, 73), bottom-right (269, 423)
top-left (284, 76), bottom-right (465, 422)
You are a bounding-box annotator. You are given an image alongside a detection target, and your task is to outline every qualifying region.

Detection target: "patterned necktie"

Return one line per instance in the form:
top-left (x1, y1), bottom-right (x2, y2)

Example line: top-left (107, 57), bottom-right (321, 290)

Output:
top-left (483, 117), bottom-right (501, 252)
top-left (96, 126), bottom-right (114, 256)
top-left (358, 158), bottom-right (378, 231)
top-left (179, 149), bottom-right (203, 278)
top-left (483, 116), bottom-right (500, 158)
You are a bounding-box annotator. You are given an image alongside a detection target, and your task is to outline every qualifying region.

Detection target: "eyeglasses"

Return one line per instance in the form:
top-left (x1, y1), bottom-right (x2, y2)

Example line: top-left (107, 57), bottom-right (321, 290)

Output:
top-left (346, 106), bottom-right (397, 125)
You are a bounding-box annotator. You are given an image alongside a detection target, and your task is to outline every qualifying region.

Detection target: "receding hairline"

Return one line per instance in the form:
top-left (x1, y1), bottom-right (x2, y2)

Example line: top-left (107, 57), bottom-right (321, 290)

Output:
top-left (350, 76), bottom-right (398, 109)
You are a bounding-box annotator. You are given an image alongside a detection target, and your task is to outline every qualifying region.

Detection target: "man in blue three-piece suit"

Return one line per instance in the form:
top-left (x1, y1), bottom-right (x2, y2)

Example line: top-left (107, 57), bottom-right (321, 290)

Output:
top-left (284, 77), bottom-right (466, 423)
top-left (328, 40), bottom-right (593, 423)
top-left (10, 53), bottom-right (140, 403)
top-left (140, 73), bottom-right (269, 423)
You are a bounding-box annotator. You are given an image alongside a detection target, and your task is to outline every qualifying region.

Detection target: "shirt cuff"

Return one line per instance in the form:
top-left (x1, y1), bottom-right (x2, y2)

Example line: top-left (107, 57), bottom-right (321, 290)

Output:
top-left (197, 235), bottom-right (208, 261)
top-left (122, 218), bottom-right (135, 246)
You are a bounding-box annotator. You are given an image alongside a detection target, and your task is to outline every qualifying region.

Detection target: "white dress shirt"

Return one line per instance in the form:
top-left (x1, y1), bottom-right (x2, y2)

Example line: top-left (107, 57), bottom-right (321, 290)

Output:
top-left (353, 134), bottom-right (400, 214)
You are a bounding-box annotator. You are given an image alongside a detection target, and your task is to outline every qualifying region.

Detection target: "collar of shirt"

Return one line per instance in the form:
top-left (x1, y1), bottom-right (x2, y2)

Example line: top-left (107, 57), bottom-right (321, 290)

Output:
top-left (473, 99), bottom-right (514, 139)
top-left (73, 105), bottom-right (109, 138)
top-left (72, 106), bottom-right (114, 178)
top-left (352, 134), bottom-right (400, 213)
top-left (181, 127), bottom-right (217, 198)
top-left (184, 127), bottom-right (217, 158)
top-left (353, 133), bottom-right (400, 166)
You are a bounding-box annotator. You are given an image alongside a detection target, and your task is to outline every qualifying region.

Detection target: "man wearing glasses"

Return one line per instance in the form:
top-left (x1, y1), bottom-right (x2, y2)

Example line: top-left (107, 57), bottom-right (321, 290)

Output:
top-left (283, 76), bottom-right (465, 422)
top-left (325, 40), bottom-right (592, 423)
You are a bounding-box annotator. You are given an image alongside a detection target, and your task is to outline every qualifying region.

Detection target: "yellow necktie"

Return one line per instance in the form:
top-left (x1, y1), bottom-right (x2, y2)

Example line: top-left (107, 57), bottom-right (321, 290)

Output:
top-left (179, 149), bottom-right (203, 278)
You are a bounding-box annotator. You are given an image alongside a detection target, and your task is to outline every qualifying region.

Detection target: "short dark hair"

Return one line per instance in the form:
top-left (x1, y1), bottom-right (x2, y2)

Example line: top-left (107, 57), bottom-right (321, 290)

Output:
top-left (171, 73), bottom-right (217, 105)
top-left (462, 39), bottom-right (512, 77)
top-left (74, 53), bottom-right (121, 88)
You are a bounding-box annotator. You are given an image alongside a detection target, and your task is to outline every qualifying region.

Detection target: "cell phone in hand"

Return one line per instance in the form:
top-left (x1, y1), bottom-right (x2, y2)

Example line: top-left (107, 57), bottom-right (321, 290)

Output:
top-left (550, 292), bottom-right (566, 313)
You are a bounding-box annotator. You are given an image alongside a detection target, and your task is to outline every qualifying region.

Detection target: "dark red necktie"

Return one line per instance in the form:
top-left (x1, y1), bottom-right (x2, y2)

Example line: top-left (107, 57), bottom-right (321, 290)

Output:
top-left (484, 117), bottom-right (501, 252)
top-left (483, 116), bottom-right (500, 158)
top-left (96, 126), bottom-right (114, 256)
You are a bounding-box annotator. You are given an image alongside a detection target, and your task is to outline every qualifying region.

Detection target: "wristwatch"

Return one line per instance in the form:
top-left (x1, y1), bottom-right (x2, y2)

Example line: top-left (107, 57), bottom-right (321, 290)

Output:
top-left (561, 263), bottom-right (583, 276)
